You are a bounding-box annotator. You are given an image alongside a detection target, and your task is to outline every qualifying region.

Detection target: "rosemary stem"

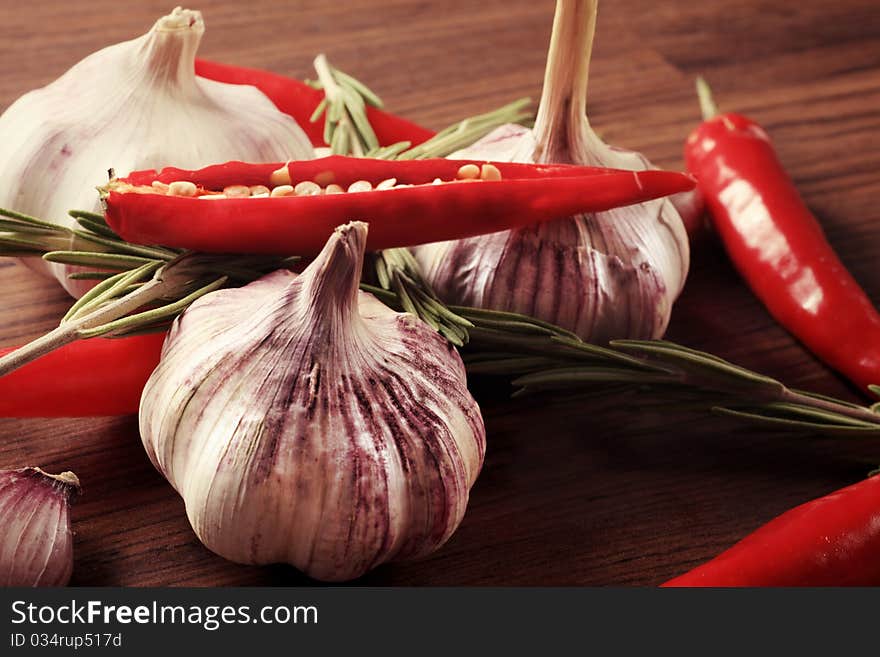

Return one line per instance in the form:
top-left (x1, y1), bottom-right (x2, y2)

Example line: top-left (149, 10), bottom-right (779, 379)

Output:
top-left (0, 273), bottom-right (175, 378)
top-left (0, 324), bottom-right (82, 378)
top-left (313, 54), bottom-right (341, 107)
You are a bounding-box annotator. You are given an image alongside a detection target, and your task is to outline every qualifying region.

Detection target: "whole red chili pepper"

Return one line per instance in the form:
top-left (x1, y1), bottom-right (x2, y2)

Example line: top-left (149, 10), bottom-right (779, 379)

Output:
top-left (0, 333), bottom-right (165, 417)
top-left (685, 79), bottom-right (880, 394)
top-left (103, 155), bottom-right (695, 256)
top-left (663, 474), bottom-right (880, 586)
top-left (194, 59), bottom-right (435, 149)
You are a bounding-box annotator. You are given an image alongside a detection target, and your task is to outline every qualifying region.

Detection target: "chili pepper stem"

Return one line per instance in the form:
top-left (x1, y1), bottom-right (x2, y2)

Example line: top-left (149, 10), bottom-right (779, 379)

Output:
top-left (696, 76), bottom-right (719, 121)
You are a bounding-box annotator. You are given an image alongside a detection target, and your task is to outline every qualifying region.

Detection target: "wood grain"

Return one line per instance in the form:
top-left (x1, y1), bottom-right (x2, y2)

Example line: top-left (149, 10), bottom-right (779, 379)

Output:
top-left (0, 0), bottom-right (878, 586)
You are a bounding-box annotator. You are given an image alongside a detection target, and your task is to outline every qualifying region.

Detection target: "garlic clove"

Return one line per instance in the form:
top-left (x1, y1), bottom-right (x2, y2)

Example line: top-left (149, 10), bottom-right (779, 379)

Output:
top-left (413, 0), bottom-right (689, 343)
top-left (0, 7), bottom-right (314, 298)
top-left (140, 221), bottom-right (486, 582)
top-left (0, 467), bottom-right (80, 587)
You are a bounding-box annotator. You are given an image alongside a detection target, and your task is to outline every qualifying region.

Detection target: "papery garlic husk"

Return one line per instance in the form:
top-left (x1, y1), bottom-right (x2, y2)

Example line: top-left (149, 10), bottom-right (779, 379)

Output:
top-left (414, 0), bottom-right (689, 343)
top-left (0, 467), bottom-right (80, 587)
top-left (0, 7), bottom-right (313, 298)
top-left (140, 221), bottom-right (486, 582)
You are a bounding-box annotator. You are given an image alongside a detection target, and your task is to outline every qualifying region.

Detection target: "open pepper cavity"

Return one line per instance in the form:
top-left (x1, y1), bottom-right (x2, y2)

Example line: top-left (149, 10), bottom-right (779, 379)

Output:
top-left (102, 155), bottom-right (695, 256)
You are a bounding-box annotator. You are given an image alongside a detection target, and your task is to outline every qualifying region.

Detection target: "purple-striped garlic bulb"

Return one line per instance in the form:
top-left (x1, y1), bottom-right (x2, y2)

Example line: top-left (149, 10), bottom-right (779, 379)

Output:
top-left (0, 7), bottom-right (313, 298)
top-left (413, 0), bottom-right (690, 343)
top-left (0, 467), bottom-right (80, 587)
top-left (139, 221), bottom-right (486, 582)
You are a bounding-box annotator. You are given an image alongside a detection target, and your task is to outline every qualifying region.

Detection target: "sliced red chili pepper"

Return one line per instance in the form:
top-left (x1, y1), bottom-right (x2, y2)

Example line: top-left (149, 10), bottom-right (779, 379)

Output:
top-left (685, 81), bottom-right (880, 394)
top-left (0, 333), bottom-right (165, 417)
top-left (104, 156), bottom-right (696, 256)
top-left (663, 474), bottom-right (880, 587)
top-left (194, 59), bottom-right (435, 149)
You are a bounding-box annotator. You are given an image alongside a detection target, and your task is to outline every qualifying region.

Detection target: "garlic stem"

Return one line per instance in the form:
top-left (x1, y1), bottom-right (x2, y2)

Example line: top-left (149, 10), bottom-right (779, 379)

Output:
top-left (137, 7), bottom-right (203, 87)
top-left (532, 0), bottom-right (598, 162)
top-left (301, 223), bottom-right (365, 334)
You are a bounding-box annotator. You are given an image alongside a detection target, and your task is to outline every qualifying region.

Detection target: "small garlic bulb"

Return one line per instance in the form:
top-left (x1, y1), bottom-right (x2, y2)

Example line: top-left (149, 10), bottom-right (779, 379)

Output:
top-left (0, 7), bottom-right (313, 297)
top-left (414, 0), bottom-right (689, 343)
top-left (0, 467), bottom-right (80, 587)
top-left (140, 222), bottom-right (486, 582)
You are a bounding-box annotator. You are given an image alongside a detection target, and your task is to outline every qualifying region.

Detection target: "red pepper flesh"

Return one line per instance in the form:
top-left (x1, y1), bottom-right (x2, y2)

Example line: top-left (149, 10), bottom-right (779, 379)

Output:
top-left (685, 105), bottom-right (880, 394)
top-left (0, 333), bottom-right (165, 417)
top-left (663, 475), bottom-right (880, 587)
top-left (194, 59), bottom-right (435, 149)
top-left (105, 156), bottom-right (696, 256)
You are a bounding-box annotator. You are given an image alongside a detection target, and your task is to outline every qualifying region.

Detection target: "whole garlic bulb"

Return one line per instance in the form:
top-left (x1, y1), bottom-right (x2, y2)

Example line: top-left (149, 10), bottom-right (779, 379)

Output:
top-left (0, 467), bottom-right (80, 587)
top-left (140, 222), bottom-right (486, 582)
top-left (414, 0), bottom-right (689, 343)
top-left (0, 7), bottom-right (313, 297)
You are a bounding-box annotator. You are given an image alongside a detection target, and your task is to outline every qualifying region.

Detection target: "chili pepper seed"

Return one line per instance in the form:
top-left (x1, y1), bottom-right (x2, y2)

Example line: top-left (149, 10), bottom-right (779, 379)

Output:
top-left (168, 181), bottom-right (198, 197)
top-left (294, 181), bottom-right (322, 196)
top-left (270, 164), bottom-right (292, 186)
top-left (456, 164), bottom-right (481, 180)
top-left (480, 164), bottom-right (502, 181)
top-left (347, 180), bottom-right (373, 193)
top-left (270, 185), bottom-right (295, 197)
top-left (223, 185), bottom-right (251, 198)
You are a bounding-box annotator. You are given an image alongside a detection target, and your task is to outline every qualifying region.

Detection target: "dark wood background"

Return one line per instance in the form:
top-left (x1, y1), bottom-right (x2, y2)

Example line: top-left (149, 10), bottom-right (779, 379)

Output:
top-left (1, 0), bottom-right (878, 586)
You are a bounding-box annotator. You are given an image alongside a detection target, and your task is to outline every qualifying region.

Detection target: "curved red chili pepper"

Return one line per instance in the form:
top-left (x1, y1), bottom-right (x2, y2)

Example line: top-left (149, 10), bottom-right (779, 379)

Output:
top-left (663, 474), bottom-right (880, 586)
top-left (194, 59), bottom-right (435, 149)
top-left (0, 333), bottom-right (165, 417)
top-left (104, 156), bottom-right (696, 256)
top-left (685, 82), bottom-right (880, 394)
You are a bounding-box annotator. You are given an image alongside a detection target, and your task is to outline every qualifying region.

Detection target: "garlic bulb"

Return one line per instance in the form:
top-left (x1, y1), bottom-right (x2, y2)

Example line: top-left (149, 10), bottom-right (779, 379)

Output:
top-left (414, 0), bottom-right (689, 343)
top-left (0, 467), bottom-right (80, 587)
top-left (140, 222), bottom-right (486, 582)
top-left (0, 7), bottom-right (313, 297)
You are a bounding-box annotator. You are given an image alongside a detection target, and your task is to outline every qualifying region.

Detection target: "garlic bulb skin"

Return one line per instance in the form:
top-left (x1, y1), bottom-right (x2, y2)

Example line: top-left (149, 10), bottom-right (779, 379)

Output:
top-left (0, 7), bottom-right (313, 297)
top-left (0, 468), bottom-right (80, 587)
top-left (414, 0), bottom-right (689, 343)
top-left (140, 222), bottom-right (486, 582)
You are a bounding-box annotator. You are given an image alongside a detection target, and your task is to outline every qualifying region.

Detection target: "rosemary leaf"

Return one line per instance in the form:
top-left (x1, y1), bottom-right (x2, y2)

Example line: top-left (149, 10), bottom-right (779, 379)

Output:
top-left (518, 365), bottom-right (675, 388)
top-left (0, 220), bottom-right (62, 235)
top-left (309, 97), bottom-right (328, 124)
top-left (77, 276), bottom-right (227, 339)
top-left (612, 339), bottom-right (785, 394)
top-left (67, 209), bottom-right (109, 225)
top-left (70, 216), bottom-right (121, 240)
top-left (0, 207), bottom-right (64, 231)
top-left (66, 272), bottom-right (115, 281)
top-left (43, 250), bottom-right (157, 270)
top-left (62, 262), bottom-right (160, 323)
top-left (333, 67), bottom-right (384, 108)
top-left (712, 407), bottom-right (880, 436)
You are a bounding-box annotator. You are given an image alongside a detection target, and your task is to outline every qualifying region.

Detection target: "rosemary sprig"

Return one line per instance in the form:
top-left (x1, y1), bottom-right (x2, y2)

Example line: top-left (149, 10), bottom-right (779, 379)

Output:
top-left (0, 209), bottom-right (294, 378)
top-left (308, 53), bottom-right (382, 157)
top-left (310, 58), bottom-right (530, 346)
top-left (308, 54), bottom-right (532, 161)
top-left (374, 248), bottom-right (472, 346)
top-left (369, 97), bottom-right (533, 161)
top-left (360, 286), bottom-right (880, 435)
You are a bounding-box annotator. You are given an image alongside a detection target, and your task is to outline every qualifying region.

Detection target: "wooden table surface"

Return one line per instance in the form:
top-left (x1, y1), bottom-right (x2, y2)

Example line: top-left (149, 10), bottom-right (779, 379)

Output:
top-left (1, 0), bottom-right (879, 586)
